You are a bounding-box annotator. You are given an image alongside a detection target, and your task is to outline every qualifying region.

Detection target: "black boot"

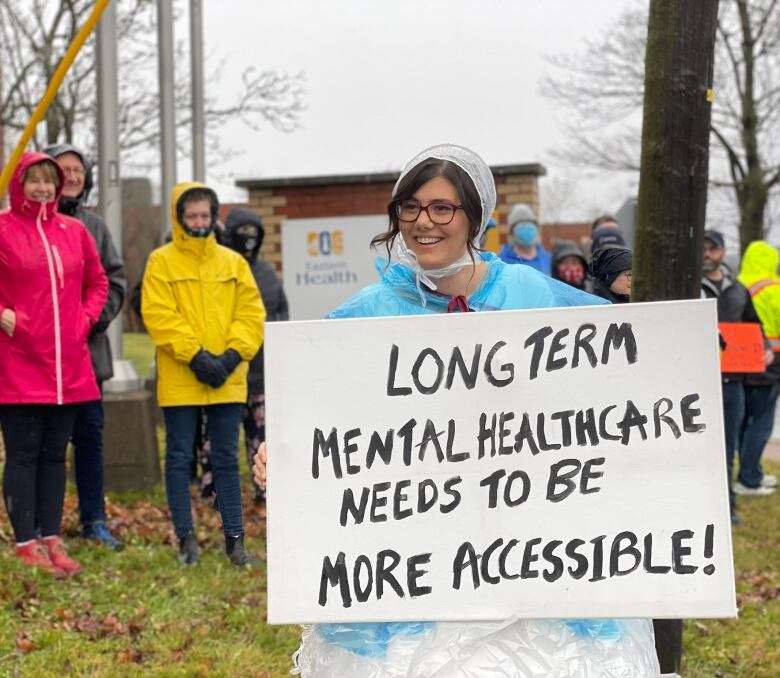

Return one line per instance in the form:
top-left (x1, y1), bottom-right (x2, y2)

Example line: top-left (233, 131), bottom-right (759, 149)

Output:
top-left (178, 531), bottom-right (199, 566)
top-left (225, 533), bottom-right (258, 569)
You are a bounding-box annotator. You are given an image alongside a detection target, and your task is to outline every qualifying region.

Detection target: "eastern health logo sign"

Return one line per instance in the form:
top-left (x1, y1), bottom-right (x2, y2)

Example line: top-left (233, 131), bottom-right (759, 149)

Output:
top-left (282, 215), bottom-right (386, 320)
top-left (265, 299), bottom-right (736, 624)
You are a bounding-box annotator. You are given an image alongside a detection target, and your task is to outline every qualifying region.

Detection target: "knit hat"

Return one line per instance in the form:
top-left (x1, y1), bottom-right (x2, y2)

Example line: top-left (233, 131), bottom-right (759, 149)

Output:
top-left (591, 225), bottom-right (626, 252)
top-left (590, 246), bottom-right (633, 286)
top-left (507, 203), bottom-right (537, 229)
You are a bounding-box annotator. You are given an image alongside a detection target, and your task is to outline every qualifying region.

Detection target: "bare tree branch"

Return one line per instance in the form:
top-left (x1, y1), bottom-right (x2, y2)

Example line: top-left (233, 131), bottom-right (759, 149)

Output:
top-left (542, 0), bottom-right (780, 248)
top-left (710, 124), bottom-right (746, 182)
top-left (1, 0), bottom-right (306, 170)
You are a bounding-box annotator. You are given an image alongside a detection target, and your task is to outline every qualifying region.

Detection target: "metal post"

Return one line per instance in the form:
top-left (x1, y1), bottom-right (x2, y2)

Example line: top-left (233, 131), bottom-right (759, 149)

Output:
top-left (157, 0), bottom-right (176, 242)
top-left (97, 0), bottom-right (140, 392)
top-left (0, 65), bottom-right (5, 210)
top-left (190, 0), bottom-right (205, 181)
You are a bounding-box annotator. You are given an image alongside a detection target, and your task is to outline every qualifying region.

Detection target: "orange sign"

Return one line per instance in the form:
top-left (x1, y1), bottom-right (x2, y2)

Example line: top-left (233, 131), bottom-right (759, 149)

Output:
top-left (307, 230), bottom-right (344, 257)
top-left (718, 323), bottom-right (765, 373)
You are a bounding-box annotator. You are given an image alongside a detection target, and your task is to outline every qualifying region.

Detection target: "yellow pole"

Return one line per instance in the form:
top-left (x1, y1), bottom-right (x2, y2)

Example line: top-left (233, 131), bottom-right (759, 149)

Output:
top-left (0, 0), bottom-right (112, 198)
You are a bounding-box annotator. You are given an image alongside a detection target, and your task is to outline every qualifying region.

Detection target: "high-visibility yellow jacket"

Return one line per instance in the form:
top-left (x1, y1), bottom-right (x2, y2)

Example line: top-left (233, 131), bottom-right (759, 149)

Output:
top-left (141, 182), bottom-right (266, 406)
top-left (739, 241), bottom-right (780, 358)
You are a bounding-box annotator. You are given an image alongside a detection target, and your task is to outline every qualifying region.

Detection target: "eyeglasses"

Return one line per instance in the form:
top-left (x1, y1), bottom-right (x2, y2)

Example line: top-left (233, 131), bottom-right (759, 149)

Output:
top-left (395, 199), bottom-right (464, 225)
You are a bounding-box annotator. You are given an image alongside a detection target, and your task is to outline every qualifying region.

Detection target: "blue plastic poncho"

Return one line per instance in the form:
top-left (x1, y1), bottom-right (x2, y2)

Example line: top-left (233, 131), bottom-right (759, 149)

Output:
top-left (293, 256), bottom-right (662, 678)
top-left (328, 252), bottom-right (606, 320)
top-left (292, 145), bottom-right (661, 678)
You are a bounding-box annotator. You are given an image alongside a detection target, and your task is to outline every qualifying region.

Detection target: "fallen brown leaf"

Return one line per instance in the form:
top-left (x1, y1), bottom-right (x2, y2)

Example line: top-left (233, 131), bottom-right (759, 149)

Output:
top-left (116, 648), bottom-right (144, 664)
top-left (15, 631), bottom-right (34, 653)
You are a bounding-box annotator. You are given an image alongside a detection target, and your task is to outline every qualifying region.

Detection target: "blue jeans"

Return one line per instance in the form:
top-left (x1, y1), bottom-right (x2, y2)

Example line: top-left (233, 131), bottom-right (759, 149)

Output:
top-left (72, 398), bottom-right (106, 526)
top-left (163, 404), bottom-right (244, 539)
top-left (738, 383), bottom-right (780, 488)
top-left (721, 381), bottom-right (745, 512)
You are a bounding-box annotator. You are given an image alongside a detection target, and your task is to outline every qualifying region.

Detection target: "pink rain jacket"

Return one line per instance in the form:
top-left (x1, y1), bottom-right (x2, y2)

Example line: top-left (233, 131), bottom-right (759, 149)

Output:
top-left (0, 152), bottom-right (108, 405)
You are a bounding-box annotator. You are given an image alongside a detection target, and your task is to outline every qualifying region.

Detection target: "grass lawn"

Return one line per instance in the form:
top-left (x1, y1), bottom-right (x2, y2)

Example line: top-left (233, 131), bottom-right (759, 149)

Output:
top-left (0, 335), bottom-right (776, 675)
top-left (0, 491), bottom-right (302, 676)
top-left (123, 332), bottom-right (156, 382)
top-left (681, 460), bottom-right (780, 677)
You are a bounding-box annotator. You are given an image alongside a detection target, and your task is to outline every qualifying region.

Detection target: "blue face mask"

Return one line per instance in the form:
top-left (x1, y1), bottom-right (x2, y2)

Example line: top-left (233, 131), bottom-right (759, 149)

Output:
top-left (513, 222), bottom-right (538, 246)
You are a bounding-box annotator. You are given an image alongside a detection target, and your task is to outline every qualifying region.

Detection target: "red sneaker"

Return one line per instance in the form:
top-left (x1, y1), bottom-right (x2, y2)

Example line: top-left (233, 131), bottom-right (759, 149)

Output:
top-left (15, 540), bottom-right (66, 578)
top-left (42, 536), bottom-right (82, 576)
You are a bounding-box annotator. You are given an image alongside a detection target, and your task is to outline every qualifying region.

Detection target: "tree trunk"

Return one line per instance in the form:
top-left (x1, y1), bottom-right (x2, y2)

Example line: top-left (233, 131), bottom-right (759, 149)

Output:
top-left (739, 174), bottom-right (767, 252)
top-left (735, 0), bottom-right (767, 252)
top-left (633, 1), bottom-right (719, 671)
top-left (46, 105), bottom-right (62, 146)
top-left (633, 0), bottom-right (719, 303)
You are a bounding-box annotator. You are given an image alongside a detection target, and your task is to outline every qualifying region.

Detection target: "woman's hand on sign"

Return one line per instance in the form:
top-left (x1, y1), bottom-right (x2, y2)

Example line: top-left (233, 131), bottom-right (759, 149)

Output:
top-left (0, 308), bottom-right (16, 337)
top-left (253, 442), bottom-right (267, 490)
top-left (763, 349), bottom-right (775, 367)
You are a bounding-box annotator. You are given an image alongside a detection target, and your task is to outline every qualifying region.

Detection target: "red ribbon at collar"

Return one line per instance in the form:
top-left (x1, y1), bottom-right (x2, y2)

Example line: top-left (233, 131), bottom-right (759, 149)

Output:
top-left (447, 295), bottom-right (472, 313)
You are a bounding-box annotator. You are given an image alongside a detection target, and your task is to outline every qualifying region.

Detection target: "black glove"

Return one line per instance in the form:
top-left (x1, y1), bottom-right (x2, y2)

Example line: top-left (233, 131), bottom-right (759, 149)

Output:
top-left (189, 349), bottom-right (229, 389)
top-left (217, 348), bottom-right (242, 375)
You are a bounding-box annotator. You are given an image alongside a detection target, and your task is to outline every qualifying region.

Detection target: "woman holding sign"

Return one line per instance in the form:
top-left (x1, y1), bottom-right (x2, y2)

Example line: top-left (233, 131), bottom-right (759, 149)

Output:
top-left (255, 145), bottom-right (661, 676)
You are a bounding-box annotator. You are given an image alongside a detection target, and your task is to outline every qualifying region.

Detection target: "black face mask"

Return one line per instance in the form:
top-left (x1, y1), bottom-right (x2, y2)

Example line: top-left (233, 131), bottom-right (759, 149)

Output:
top-left (183, 224), bottom-right (213, 238)
top-left (233, 228), bottom-right (261, 258)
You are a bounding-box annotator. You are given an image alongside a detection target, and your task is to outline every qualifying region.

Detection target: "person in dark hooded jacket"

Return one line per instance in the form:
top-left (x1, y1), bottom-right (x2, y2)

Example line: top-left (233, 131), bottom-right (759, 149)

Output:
top-left (223, 207), bottom-right (289, 501)
top-left (45, 143), bottom-right (127, 549)
top-left (590, 246), bottom-right (632, 304)
top-left (551, 240), bottom-right (591, 292)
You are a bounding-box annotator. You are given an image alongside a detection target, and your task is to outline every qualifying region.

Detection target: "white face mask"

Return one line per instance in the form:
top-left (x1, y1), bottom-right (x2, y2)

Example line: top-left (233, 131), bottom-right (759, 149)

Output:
top-left (394, 235), bottom-right (475, 294)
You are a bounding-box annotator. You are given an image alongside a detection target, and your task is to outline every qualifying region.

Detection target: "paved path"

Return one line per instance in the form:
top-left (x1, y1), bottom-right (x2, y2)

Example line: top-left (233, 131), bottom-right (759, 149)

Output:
top-left (764, 440), bottom-right (780, 463)
top-left (769, 407), bottom-right (780, 461)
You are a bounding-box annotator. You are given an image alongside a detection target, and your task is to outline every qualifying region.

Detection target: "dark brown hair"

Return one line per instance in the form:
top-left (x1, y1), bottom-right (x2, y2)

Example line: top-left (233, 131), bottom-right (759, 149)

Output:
top-left (371, 158), bottom-right (482, 260)
top-left (177, 187), bottom-right (219, 225)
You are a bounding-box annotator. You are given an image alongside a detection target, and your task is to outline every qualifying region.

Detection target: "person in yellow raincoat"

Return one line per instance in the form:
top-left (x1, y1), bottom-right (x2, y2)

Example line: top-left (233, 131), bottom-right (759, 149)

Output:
top-left (735, 241), bottom-right (780, 496)
top-left (142, 182), bottom-right (266, 567)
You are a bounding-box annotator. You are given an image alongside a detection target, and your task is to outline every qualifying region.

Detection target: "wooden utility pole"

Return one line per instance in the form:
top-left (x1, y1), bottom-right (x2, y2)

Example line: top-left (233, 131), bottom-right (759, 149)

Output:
top-left (633, 0), bottom-right (719, 673)
top-left (633, 0), bottom-right (719, 303)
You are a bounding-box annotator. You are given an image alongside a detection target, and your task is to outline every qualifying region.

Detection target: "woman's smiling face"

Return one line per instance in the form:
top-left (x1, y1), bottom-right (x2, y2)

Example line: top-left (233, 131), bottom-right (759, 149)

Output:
top-left (23, 164), bottom-right (58, 203)
top-left (398, 175), bottom-right (472, 270)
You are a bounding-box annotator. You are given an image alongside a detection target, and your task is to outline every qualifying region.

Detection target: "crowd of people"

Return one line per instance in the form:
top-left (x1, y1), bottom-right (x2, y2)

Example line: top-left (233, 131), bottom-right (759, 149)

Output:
top-left (702, 231), bottom-right (779, 525)
top-left (497, 205), bottom-right (634, 302)
top-left (0, 148), bottom-right (288, 575)
top-left (496, 202), bottom-right (778, 525)
top-left (1, 140), bottom-right (777, 675)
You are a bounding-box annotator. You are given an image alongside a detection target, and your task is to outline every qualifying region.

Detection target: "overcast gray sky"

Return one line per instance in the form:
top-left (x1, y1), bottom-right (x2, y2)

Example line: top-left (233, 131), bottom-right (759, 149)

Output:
top-left (197, 0), bottom-right (641, 219)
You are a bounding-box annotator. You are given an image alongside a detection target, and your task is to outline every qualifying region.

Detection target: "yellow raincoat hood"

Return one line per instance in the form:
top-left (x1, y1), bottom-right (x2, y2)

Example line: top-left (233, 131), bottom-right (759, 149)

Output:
top-left (170, 181), bottom-right (220, 258)
top-left (738, 241), bottom-right (780, 354)
top-left (738, 241), bottom-right (780, 288)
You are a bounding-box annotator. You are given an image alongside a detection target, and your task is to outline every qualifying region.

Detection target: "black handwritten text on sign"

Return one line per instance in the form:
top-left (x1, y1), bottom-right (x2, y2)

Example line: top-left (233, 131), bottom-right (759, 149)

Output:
top-left (265, 300), bottom-right (736, 623)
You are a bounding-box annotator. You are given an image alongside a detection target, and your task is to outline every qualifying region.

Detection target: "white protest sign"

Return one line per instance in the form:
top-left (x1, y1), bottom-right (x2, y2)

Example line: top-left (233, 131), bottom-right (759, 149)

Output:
top-left (265, 299), bottom-right (736, 624)
top-left (281, 215), bottom-right (384, 320)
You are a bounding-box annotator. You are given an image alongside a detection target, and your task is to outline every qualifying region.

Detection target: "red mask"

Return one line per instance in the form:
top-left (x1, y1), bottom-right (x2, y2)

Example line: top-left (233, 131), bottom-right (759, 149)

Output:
top-left (559, 265), bottom-right (585, 285)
